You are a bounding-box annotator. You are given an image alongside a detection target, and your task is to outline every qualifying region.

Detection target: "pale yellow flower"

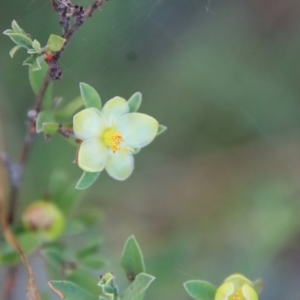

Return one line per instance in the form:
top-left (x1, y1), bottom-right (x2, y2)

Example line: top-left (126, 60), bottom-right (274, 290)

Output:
top-left (73, 96), bottom-right (158, 180)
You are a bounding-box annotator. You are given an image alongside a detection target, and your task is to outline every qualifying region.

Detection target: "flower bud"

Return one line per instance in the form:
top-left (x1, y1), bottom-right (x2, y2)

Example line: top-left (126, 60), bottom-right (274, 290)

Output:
top-left (215, 274), bottom-right (258, 300)
top-left (22, 200), bottom-right (65, 241)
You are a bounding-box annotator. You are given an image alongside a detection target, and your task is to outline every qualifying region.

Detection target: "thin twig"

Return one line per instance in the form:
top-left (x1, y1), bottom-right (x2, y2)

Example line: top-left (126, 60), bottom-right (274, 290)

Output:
top-left (4, 1), bottom-right (108, 299)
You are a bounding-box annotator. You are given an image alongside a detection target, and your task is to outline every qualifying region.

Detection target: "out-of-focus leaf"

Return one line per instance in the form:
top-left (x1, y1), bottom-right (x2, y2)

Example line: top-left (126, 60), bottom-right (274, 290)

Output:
top-left (121, 273), bottom-right (155, 300)
top-left (183, 280), bottom-right (217, 300)
top-left (66, 270), bottom-right (100, 296)
top-left (62, 220), bottom-right (86, 237)
top-left (47, 34), bottom-right (66, 52)
top-left (9, 45), bottom-right (21, 58)
top-left (48, 281), bottom-right (98, 300)
top-left (0, 232), bottom-right (40, 266)
top-left (36, 111), bottom-right (55, 133)
top-left (77, 240), bottom-right (101, 259)
top-left (81, 256), bottom-right (105, 270)
top-left (40, 247), bottom-right (65, 269)
top-left (75, 171), bottom-right (100, 190)
top-left (79, 82), bottom-right (101, 110)
top-left (29, 60), bottom-right (53, 109)
top-left (54, 96), bottom-right (83, 120)
top-left (128, 92), bottom-right (142, 112)
top-left (48, 170), bottom-right (68, 201)
top-left (121, 236), bottom-right (145, 281)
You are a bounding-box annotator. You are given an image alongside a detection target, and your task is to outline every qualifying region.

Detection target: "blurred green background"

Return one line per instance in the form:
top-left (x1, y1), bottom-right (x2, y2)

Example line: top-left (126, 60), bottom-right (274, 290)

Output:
top-left (1, 0), bottom-right (300, 299)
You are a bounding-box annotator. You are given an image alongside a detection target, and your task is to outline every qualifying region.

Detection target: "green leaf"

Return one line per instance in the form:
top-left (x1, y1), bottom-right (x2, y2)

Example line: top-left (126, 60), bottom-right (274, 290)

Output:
top-left (55, 183), bottom-right (82, 214)
top-left (79, 82), bottom-right (101, 110)
top-left (75, 171), bottom-right (100, 190)
top-left (77, 240), bottom-right (101, 259)
top-left (128, 92), bottom-right (142, 112)
top-left (121, 235), bottom-right (145, 281)
top-left (184, 280), bottom-right (217, 300)
top-left (32, 39), bottom-right (41, 51)
top-left (47, 34), bottom-right (66, 52)
top-left (27, 49), bottom-right (38, 55)
top-left (36, 111), bottom-right (56, 133)
top-left (3, 29), bottom-right (15, 35)
top-left (9, 45), bottom-right (21, 58)
top-left (81, 256), bottom-right (105, 270)
top-left (31, 55), bottom-right (44, 71)
top-left (11, 20), bottom-right (25, 34)
top-left (23, 56), bottom-right (36, 67)
top-left (157, 124), bottom-right (167, 136)
top-left (0, 232), bottom-right (40, 266)
top-left (48, 281), bottom-right (98, 300)
top-left (54, 96), bottom-right (84, 120)
top-left (40, 247), bottom-right (65, 269)
top-left (62, 220), bottom-right (86, 237)
top-left (43, 122), bottom-right (59, 135)
top-left (29, 60), bottom-right (53, 109)
top-left (6, 32), bottom-right (32, 49)
top-left (48, 170), bottom-right (68, 200)
top-left (121, 273), bottom-right (155, 300)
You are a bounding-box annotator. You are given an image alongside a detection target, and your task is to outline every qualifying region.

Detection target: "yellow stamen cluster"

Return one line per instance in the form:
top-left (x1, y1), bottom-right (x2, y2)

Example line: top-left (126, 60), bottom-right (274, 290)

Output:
top-left (102, 128), bottom-right (124, 153)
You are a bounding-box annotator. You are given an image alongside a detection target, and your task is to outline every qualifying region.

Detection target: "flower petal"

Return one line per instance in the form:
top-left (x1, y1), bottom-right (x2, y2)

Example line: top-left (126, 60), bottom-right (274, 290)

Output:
top-left (78, 138), bottom-right (108, 172)
top-left (215, 282), bottom-right (234, 300)
top-left (242, 284), bottom-right (258, 300)
top-left (105, 151), bottom-right (134, 181)
top-left (73, 107), bottom-right (106, 140)
top-left (116, 113), bottom-right (158, 148)
top-left (102, 96), bottom-right (129, 124)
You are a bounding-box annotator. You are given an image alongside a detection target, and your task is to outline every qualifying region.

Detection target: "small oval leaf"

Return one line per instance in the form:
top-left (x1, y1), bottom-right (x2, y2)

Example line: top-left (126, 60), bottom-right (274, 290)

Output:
top-left (75, 171), bottom-right (100, 190)
top-left (121, 273), bottom-right (155, 300)
top-left (128, 92), bottom-right (142, 112)
top-left (79, 82), bottom-right (101, 110)
top-left (9, 45), bottom-right (22, 58)
top-left (184, 280), bottom-right (217, 300)
top-left (7, 32), bottom-right (32, 49)
top-left (11, 20), bottom-right (24, 34)
top-left (121, 235), bottom-right (145, 281)
top-left (32, 39), bottom-right (41, 51)
top-left (23, 56), bottom-right (36, 67)
top-left (47, 34), bottom-right (66, 52)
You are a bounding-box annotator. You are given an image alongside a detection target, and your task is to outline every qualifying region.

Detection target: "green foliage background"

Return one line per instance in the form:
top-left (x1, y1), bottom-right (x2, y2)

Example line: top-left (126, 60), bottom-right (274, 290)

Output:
top-left (1, 0), bottom-right (300, 299)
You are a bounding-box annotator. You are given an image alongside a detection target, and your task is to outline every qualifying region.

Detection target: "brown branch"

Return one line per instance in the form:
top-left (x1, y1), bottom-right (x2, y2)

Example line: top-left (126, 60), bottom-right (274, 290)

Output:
top-left (4, 1), bottom-right (109, 299)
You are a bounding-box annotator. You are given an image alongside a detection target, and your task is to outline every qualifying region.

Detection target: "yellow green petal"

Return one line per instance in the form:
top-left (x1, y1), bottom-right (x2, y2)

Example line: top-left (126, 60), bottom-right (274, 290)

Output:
top-left (116, 113), bottom-right (158, 148)
top-left (215, 282), bottom-right (234, 300)
top-left (78, 138), bottom-right (108, 172)
top-left (73, 107), bottom-right (106, 140)
top-left (102, 96), bottom-right (129, 124)
top-left (105, 151), bottom-right (134, 180)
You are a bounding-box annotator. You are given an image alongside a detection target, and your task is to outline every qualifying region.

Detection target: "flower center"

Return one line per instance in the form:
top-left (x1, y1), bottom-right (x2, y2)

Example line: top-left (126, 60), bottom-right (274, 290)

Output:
top-left (102, 128), bottom-right (124, 153)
